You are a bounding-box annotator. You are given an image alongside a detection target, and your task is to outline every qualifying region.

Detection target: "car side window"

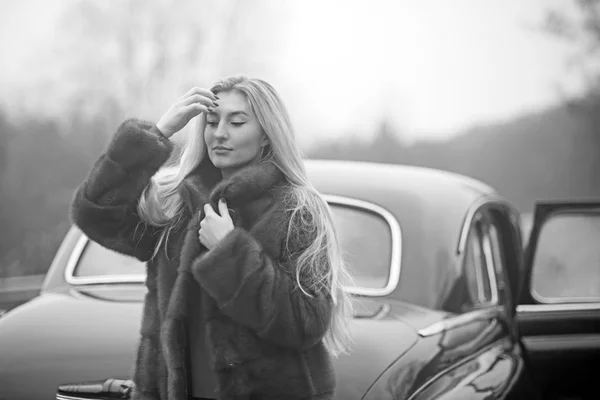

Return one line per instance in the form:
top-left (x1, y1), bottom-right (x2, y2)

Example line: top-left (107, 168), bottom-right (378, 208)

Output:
top-left (463, 218), bottom-right (494, 309)
top-left (329, 203), bottom-right (394, 290)
top-left (531, 212), bottom-right (600, 302)
top-left (485, 214), bottom-right (510, 306)
top-left (441, 214), bottom-right (499, 314)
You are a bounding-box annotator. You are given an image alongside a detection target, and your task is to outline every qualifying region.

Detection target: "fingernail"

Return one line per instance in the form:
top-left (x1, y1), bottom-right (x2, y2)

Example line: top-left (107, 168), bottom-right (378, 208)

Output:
top-left (207, 107), bottom-right (213, 112)
top-left (213, 101), bottom-right (219, 107)
top-left (214, 95), bottom-right (220, 100)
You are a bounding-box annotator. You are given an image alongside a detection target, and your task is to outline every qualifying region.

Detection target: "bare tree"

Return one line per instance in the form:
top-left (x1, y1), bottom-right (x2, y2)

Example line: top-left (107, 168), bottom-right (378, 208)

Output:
top-left (542, 0), bottom-right (600, 112)
top-left (14, 0), bottom-right (286, 137)
top-left (0, 0), bottom-right (290, 277)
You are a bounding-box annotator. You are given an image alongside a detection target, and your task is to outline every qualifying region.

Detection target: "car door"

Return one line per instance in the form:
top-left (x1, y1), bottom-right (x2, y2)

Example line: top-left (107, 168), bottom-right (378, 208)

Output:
top-left (409, 205), bottom-right (539, 400)
top-left (517, 201), bottom-right (600, 400)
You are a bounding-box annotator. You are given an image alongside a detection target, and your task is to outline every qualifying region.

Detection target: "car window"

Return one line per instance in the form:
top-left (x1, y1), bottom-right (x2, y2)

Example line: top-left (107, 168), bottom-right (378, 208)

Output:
top-left (532, 213), bottom-right (600, 302)
top-left (464, 220), bottom-right (493, 306)
top-left (74, 240), bottom-right (145, 277)
top-left (73, 202), bottom-right (395, 291)
top-left (440, 216), bottom-right (496, 314)
top-left (329, 204), bottom-right (393, 289)
top-left (486, 216), bottom-right (509, 305)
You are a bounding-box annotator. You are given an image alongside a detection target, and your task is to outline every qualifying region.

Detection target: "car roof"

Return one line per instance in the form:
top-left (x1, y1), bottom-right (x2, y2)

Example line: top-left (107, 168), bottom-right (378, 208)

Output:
top-left (305, 159), bottom-right (495, 205)
top-left (305, 159), bottom-right (498, 308)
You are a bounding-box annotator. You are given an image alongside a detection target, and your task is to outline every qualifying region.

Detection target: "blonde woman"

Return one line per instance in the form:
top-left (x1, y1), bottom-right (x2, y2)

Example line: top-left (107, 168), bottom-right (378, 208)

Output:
top-left (71, 76), bottom-right (353, 400)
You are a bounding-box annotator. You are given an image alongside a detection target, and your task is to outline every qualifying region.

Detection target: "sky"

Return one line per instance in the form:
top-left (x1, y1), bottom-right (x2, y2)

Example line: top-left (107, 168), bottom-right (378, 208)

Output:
top-left (0, 0), bottom-right (584, 145)
top-left (277, 0), bottom-right (581, 143)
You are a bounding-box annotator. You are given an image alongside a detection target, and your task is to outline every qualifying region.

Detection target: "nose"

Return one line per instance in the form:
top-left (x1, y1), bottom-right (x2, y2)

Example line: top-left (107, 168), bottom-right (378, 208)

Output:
top-left (213, 121), bottom-right (228, 140)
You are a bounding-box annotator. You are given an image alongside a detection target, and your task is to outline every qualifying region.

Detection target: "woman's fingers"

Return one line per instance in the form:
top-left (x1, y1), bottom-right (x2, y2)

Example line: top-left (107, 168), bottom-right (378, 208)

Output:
top-left (181, 103), bottom-right (208, 118)
top-left (179, 94), bottom-right (217, 108)
top-left (180, 87), bottom-right (218, 102)
top-left (218, 198), bottom-right (232, 220)
top-left (204, 203), bottom-right (216, 217)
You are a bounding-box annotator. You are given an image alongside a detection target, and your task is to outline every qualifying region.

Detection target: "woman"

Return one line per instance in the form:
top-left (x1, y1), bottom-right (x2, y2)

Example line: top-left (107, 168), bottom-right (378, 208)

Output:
top-left (71, 76), bottom-right (353, 400)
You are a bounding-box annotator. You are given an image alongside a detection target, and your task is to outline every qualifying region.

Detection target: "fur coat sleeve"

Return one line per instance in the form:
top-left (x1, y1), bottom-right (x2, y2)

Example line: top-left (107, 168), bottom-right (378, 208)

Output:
top-left (191, 226), bottom-right (333, 350)
top-left (70, 119), bottom-right (173, 261)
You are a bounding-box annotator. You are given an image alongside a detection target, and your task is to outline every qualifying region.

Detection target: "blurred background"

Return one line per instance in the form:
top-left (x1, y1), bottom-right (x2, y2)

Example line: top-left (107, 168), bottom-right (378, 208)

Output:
top-left (0, 0), bottom-right (599, 282)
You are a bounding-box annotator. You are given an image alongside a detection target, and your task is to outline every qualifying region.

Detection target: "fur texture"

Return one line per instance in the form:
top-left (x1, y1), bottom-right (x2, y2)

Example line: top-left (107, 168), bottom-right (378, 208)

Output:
top-left (70, 120), bottom-right (336, 400)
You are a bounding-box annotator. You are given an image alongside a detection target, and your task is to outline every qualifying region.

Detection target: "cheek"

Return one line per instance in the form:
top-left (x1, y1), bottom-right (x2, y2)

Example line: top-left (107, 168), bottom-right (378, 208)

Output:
top-left (203, 127), bottom-right (212, 142)
top-left (237, 125), bottom-right (264, 150)
top-left (238, 137), bottom-right (263, 158)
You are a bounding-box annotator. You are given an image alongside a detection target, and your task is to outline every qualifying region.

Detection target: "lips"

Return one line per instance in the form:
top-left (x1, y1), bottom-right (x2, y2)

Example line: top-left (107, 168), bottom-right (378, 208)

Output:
top-left (213, 146), bottom-right (232, 151)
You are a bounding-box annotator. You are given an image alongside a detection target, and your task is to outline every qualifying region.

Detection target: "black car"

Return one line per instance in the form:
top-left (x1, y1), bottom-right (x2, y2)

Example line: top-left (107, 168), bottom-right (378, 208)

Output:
top-left (0, 160), bottom-right (598, 400)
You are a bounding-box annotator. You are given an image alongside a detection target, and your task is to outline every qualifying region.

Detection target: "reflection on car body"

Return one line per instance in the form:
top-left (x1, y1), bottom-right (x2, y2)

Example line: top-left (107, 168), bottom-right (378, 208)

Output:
top-left (0, 160), bottom-right (598, 400)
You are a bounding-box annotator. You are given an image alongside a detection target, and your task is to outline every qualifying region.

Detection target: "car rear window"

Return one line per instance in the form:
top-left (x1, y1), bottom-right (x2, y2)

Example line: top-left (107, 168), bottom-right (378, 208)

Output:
top-left (73, 201), bottom-right (396, 291)
top-left (329, 204), bottom-right (393, 289)
top-left (74, 240), bottom-right (145, 277)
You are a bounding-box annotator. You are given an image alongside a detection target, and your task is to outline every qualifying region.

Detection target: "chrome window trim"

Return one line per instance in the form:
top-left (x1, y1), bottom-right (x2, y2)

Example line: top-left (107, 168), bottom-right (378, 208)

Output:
top-left (324, 194), bottom-right (402, 297)
top-left (64, 235), bottom-right (145, 286)
top-left (517, 303), bottom-right (600, 313)
top-left (57, 395), bottom-right (90, 400)
top-left (531, 291), bottom-right (600, 304)
top-left (418, 305), bottom-right (504, 337)
top-left (65, 195), bottom-right (402, 296)
top-left (457, 195), bottom-right (514, 255)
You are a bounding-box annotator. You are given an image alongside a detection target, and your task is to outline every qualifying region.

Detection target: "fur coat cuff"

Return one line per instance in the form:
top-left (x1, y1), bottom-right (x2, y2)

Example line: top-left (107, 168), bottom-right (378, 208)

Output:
top-left (106, 119), bottom-right (173, 173)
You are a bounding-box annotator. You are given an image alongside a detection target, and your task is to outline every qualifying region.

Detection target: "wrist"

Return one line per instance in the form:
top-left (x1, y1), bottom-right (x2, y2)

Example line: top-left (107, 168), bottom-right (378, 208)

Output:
top-left (150, 125), bottom-right (171, 143)
top-left (155, 121), bottom-right (173, 138)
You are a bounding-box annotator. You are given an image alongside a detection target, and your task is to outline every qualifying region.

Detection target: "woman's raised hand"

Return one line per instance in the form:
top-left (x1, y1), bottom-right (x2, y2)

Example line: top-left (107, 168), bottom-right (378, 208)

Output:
top-left (156, 87), bottom-right (219, 138)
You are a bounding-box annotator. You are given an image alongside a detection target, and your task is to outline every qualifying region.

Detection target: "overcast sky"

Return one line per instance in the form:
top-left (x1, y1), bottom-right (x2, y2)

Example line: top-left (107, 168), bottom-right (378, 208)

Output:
top-left (0, 0), bottom-right (583, 144)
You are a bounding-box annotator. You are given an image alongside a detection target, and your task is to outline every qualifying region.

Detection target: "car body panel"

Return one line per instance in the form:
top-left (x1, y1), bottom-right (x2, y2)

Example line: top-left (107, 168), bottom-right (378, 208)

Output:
top-left (0, 288), bottom-right (142, 400)
top-left (331, 317), bottom-right (419, 399)
top-left (0, 284), bottom-right (426, 400)
top-left (406, 338), bottom-right (522, 400)
top-left (363, 303), bottom-right (527, 399)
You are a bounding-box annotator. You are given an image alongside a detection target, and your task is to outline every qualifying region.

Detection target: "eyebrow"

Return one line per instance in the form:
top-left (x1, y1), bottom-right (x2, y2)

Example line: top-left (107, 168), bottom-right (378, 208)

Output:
top-left (229, 111), bottom-right (249, 117)
top-left (208, 110), bottom-right (249, 118)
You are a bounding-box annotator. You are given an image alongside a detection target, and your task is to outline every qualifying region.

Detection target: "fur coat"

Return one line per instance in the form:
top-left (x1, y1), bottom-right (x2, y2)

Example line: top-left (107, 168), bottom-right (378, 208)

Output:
top-left (70, 119), bottom-right (336, 400)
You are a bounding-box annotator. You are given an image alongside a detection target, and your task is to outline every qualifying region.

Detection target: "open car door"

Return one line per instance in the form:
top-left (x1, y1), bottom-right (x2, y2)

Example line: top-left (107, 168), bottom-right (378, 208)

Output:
top-left (517, 201), bottom-right (600, 400)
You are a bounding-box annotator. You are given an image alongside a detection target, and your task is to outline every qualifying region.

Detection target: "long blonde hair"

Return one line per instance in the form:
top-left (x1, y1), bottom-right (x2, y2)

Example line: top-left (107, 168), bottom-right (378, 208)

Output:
top-left (138, 76), bottom-right (354, 356)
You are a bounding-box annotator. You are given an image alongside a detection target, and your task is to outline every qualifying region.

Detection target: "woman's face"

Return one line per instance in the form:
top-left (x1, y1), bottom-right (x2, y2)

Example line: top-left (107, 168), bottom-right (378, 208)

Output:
top-left (204, 90), bottom-right (267, 177)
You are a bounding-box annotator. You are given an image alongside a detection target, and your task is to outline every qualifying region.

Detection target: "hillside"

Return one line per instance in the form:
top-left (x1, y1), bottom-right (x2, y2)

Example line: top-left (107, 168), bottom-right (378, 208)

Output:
top-left (310, 102), bottom-right (600, 212)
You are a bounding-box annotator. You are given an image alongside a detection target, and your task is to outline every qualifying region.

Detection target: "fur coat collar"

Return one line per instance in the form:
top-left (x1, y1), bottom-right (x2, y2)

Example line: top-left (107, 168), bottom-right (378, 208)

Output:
top-left (179, 158), bottom-right (284, 214)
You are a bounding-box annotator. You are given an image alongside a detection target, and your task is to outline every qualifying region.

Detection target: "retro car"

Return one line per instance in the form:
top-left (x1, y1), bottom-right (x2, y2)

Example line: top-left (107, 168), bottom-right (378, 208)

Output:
top-left (0, 160), bottom-right (598, 400)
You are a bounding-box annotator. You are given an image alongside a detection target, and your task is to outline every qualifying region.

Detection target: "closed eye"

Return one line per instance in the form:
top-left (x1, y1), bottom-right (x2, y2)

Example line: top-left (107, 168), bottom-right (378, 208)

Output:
top-left (231, 122), bottom-right (246, 127)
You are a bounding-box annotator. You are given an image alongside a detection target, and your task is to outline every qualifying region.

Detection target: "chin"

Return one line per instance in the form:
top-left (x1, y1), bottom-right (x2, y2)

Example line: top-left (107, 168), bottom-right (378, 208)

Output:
top-left (210, 157), bottom-right (243, 170)
top-left (209, 151), bottom-right (259, 172)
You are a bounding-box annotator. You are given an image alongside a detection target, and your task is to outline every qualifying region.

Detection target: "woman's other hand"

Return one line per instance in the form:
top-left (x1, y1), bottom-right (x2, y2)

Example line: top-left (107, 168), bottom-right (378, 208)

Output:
top-left (156, 87), bottom-right (219, 138)
top-left (199, 198), bottom-right (234, 249)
